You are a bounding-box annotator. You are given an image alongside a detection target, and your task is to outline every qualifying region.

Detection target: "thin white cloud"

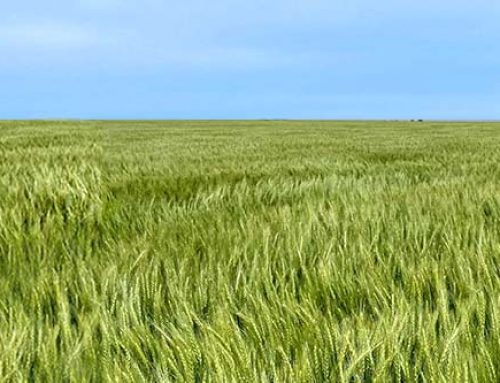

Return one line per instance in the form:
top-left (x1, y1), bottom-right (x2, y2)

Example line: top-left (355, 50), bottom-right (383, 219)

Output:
top-left (153, 47), bottom-right (356, 71)
top-left (77, 0), bottom-right (130, 10)
top-left (0, 21), bottom-right (122, 50)
top-left (77, 0), bottom-right (162, 11)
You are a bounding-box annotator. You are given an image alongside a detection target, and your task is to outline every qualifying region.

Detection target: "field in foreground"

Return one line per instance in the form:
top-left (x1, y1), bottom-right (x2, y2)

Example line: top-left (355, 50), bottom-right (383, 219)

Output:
top-left (1, 120), bottom-right (500, 382)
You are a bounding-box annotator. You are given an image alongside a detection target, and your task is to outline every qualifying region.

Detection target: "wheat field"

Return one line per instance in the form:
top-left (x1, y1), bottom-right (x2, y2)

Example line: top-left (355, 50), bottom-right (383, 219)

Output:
top-left (1, 120), bottom-right (500, 382)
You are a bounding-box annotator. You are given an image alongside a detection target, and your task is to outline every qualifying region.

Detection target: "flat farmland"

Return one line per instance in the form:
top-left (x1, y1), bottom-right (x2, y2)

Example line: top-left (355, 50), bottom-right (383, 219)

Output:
top-left (1, 120), bottom-right (500, 382)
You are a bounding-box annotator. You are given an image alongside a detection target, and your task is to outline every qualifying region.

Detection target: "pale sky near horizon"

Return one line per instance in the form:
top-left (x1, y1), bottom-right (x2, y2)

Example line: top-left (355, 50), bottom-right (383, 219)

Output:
top-left (1, 0), bottom-right (499, 119)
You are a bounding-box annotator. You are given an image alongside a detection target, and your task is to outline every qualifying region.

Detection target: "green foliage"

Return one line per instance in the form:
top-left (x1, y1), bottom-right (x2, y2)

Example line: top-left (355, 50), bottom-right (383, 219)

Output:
top-left (1, 120), bottom-right (500, 382)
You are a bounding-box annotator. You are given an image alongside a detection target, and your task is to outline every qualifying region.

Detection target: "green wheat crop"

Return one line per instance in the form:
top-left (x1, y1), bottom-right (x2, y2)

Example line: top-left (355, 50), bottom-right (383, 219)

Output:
top-left (1, 120), bottom-right (500, 382)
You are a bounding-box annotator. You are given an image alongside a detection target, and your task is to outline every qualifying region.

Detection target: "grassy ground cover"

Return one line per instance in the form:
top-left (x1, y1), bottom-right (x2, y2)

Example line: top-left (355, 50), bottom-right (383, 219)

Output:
top-left (1, 120), bottom-right (499, 381)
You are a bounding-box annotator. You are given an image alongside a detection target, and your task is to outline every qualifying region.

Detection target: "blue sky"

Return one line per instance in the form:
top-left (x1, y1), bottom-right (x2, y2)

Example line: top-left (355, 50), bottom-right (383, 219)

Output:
top-left (1, 0), bottom-right (499, 119)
